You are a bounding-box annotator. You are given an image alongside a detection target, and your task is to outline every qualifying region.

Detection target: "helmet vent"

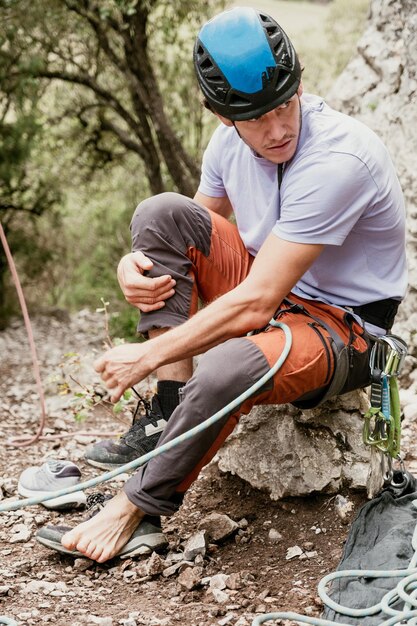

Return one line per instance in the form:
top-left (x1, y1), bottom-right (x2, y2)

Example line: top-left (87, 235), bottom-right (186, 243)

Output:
top-left (229, 93), bottom-right (251, 106)
top-left (266, 25), bottom-right (279, 36)
top-left (200, 58), bottom-right (213, 71)
top-left (206, 75), bottom-right (223, 85)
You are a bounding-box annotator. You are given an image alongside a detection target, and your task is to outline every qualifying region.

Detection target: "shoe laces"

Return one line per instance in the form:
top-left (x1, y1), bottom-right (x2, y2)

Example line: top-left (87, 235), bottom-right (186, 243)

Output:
top-left (85, 492), bottom-right (113, 518)
top-left (131, 390), bottom-right (162, 428)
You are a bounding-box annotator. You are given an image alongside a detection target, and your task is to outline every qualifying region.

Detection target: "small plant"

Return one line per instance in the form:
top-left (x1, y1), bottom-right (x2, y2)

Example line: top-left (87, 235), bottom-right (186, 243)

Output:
top-left (52, 299), bottom-right (141, 424)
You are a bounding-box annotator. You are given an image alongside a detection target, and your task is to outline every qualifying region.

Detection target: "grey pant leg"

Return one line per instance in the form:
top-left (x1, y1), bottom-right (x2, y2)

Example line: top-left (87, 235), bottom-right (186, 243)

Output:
top-left (123, 337), bottom-right (273, 516)
top-left (130, 192), bottom-right (212, 334)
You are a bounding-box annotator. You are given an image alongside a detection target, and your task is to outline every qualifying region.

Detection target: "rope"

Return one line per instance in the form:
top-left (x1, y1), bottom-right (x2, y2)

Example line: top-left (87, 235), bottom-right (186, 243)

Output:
top-left (0, 221), bottom-right (47, 447)
top-left (252, 502), bottom-right (417, 625)
top-left (0, 220), bottom-right (135, 446)
top-left (0, 319), bottom-right (292, 512)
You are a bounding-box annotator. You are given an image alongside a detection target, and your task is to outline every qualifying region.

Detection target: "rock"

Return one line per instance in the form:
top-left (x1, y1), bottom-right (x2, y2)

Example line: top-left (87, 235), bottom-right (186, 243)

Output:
top-left (210, 587), bottom-right (229, 603)
top-left (21, 580), bottom-right (68, 595)
top-left (162, 561), bottom-right (191, 578)
top-left (140, 552), bottom-right (166, 577)
top-left (334, 494), bottom-right (354, 522)
top-left (268, 529), bottom-right (283, 543)
top-left (177, 566), bottom-right (203, 591)
top-left (87, 616), bottom-right (113, 625)
top-left (217, 390), bottom-right (371, 500)
top-left (73, 558), bottom-right (93, 571)
top-left (286, 546), bottom-right (303, 560)
top-left (9, 523), bottom-right (32, 543)
top-left (183, 530), bottom-right (207, 561)
top-left (198, 513), bottom-right (239, 542)
top-left (226, 573), bottom-right (242, 591)
top-left (209, 573), bottom-right (229, 590)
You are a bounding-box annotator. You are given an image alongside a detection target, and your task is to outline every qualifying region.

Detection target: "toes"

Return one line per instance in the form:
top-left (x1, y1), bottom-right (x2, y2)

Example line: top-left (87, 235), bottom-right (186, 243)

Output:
top-left (96, 548), bottom-right (112, 563)
top-left (76, 536), bottom-right (93, 555)
top-left (61, 530), bottom-right (78, 550)
top-left (89, 545), bottom-right (105, 562)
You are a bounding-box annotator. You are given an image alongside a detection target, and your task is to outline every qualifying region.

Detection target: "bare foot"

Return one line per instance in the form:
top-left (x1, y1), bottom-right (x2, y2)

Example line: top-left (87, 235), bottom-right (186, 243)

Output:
top-left (61, 491), bottom-right (144, 562)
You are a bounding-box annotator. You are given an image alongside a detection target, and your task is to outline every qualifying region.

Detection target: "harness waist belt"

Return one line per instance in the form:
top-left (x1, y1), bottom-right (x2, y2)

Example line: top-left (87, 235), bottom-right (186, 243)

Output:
top-left (351, 298), bottom-right (400, 330)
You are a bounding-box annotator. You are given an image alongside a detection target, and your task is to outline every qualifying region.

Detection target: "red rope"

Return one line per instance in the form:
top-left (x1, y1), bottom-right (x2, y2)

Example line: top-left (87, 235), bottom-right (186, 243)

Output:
top-left (0, 222), bottom-right (48, 446)
top-left (0, 222), bottom-right (120, 446)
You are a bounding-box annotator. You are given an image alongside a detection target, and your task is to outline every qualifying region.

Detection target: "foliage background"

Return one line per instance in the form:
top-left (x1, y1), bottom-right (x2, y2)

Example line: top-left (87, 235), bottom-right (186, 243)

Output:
top-left (0, 0), bottom-right (369, 336)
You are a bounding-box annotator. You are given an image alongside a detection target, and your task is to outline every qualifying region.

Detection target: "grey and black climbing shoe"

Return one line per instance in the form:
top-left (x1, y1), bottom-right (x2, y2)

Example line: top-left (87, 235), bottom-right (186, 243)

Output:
top-left (84, 394), bottom-right (170, 470)
top-left (35, 493), bottom-right (168, 559)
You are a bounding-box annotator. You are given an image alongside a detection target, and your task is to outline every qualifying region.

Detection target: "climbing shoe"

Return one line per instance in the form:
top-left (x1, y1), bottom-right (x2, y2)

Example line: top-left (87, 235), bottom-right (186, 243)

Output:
top-left (84, 394), bottom-right (171, 470)
top-left (35, 493), bottom-right (167, 559)
top-left (18, 459), bottom-right (86, 510)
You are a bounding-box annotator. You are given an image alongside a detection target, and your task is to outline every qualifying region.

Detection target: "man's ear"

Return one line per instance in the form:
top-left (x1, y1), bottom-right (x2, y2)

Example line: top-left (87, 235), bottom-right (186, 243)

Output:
top-left (297, 80), bottom-right (304, 98)
top-left (213, 112), bottom-right (234, 127)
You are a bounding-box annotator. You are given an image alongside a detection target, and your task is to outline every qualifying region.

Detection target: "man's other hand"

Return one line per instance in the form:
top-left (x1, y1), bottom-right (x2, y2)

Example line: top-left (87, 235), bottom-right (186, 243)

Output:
top-left (117, 251), bottom-right (176, 312)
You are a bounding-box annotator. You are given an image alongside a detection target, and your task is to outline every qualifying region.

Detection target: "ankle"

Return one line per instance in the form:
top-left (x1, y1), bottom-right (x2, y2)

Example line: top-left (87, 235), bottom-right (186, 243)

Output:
top-left (157, 380), bottom-right (185, 419)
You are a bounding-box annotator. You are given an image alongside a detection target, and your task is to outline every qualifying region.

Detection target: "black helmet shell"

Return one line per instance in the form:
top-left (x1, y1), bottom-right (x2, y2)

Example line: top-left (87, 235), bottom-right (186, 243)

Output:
top-left (194, 7), bottom-right (301, 121)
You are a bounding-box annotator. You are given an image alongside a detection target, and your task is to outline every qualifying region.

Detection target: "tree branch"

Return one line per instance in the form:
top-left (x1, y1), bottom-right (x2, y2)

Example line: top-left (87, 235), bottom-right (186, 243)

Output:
top-left (99, 117), bottom-right (146, 159)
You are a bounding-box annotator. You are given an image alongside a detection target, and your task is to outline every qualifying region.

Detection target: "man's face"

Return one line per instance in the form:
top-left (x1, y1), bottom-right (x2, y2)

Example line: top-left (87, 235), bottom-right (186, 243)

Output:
top-left (219, 85), bottom-right (303, 164)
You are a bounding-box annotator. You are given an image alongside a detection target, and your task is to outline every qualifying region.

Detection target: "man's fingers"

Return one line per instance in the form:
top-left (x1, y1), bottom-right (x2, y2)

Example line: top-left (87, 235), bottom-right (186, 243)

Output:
top-left (94, 356), bottom-right (105, 373)
top-left (138, 274), bottom-right (175, 290)
top-left (124, 286), bottom-right (175, 301)
top-left (138, 301), bottom-right (166, 313)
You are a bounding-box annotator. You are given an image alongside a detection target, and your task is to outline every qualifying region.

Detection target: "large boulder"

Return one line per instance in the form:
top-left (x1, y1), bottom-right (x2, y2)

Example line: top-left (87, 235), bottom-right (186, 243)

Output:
top-left (217, 391), bottom-right (373, 499)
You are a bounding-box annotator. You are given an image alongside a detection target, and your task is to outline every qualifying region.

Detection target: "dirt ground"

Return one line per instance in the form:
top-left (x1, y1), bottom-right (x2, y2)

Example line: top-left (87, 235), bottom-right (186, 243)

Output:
top-left (0, 310), bottom-right (408, 626)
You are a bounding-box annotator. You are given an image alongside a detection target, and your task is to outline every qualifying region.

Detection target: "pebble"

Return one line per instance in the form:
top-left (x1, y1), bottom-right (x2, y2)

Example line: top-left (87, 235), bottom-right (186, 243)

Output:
top-left (198, 513), bottom-right (239, 542)
top-left (183, 530), bottom-right (207, 560)
top-left (268, 528), bottom-right (283, 543)
top-left (286, 545), bottom-right (303, 560)
top-left (87, 616), bottom-right (113, 625)
top-left (210, 587), bottom-right (230, 603)
top-left (334, 494), bottom-right (354, 522)
top-left (177, 566), bottom-right (203, 591)
top-left (9, 523), bottom-right (32, 543)
top-left (209, 573), bottom-right (229, 590)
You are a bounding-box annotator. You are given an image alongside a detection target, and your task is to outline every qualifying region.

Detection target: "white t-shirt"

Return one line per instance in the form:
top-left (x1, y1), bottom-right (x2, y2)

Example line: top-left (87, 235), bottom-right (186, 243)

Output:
top-left (198, 94), bottom-right (407, 319)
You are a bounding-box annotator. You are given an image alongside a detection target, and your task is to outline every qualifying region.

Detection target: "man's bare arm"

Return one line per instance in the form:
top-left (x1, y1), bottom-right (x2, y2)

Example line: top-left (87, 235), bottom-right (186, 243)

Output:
top-left (95, 234), bottom-right (324, 401)
top-left (194, 191), bottom-right (234, 219)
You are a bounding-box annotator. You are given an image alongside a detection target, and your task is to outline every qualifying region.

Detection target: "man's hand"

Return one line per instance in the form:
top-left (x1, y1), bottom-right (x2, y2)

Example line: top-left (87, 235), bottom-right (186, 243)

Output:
top-left (117, 251), bottom-right (176, 312)
top-left (94, 342), bottom-right (155, 403)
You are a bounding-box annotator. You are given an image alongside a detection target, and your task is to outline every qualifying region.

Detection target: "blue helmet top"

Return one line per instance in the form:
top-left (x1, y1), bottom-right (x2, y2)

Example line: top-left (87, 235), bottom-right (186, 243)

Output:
top-left (194, 7), bottom-right (301, 121)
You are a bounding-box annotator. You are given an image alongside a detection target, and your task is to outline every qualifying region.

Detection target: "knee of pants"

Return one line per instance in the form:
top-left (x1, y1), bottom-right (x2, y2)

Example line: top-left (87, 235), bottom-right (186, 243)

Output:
top-left (189, 340), bottom-right (260, 409)
top-left (131, 192), bottom-right (193, 243)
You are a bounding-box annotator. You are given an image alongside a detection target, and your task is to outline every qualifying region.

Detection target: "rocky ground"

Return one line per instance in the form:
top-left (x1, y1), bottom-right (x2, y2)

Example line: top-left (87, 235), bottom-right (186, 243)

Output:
top-left (0, 310), bottom-right (416, 626)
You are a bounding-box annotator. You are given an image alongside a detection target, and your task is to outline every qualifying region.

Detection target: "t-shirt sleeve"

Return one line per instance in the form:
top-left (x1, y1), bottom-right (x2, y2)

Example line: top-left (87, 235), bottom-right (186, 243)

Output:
top-left (273, 152), bottom-right (378, 246)
top-left (198, 126), bottom-right (227, 198)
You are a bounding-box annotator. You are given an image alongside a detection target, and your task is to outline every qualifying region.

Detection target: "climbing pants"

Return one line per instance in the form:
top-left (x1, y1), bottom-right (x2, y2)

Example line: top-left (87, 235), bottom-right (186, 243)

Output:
top-left (123, 192), bottom-right (372, 515)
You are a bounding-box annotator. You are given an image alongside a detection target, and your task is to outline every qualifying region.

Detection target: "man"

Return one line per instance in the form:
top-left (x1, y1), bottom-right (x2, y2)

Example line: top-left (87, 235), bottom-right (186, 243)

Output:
top-left (37, 7), bottom-right (407, 562)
